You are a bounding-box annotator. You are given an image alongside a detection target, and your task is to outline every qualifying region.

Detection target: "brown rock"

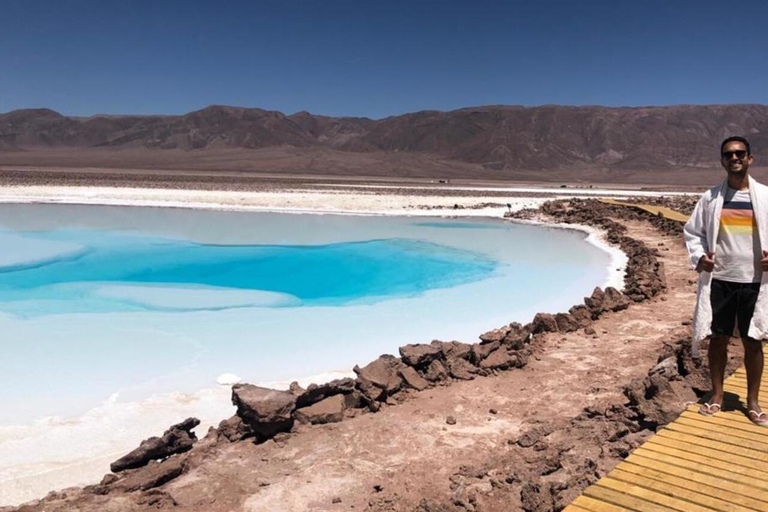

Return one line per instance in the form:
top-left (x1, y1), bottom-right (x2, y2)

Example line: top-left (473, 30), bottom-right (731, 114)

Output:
top-left (568, 304), bottom-right (593, 327)
top-left (603, 286), bottom-right (631, 312)
top-left (399, 366), bottom-right (430, 391)
top-left (355, 374), bottom-right (387, 402)
top-left (531, 313), bottom-right (558, 334)
top-left (502, 322), bottom-right (531, 349)
top-left (353, 355), bottom-right (405, 395)
top-left (479, 325), bottom-right (510, 344)
top-left (470, 340), bottom-right (499, 364)
top-left (447, 357), bottom-right (478, 380)
top-left (517, 424), bottom-right (553, 448)
top-left (288, 381), bottom-right (305, 395)
top-left (625, 373), bottom-right (697, 427)
top-left (100, 474), bottom-right (119, 486)
top-left (479, 348), bottom-right (517, 370)
top-left (296, 378), bottom-right (355, 408)
top-left (294, 394), bottom-right (345, 425)
top-left (650, 357), bottom-right (679, 379)
top-left (424, 359), bottom-right (449, 382)
top-left (231, 385), bottom-right (297, 440)
top-left (116, 457), bottom-right (187, 492)
top-left (343, 390), bottom-right (365, 409)
top-left (399, 344), bottom-right (442, 367)
top-left (431, 340), bottom-right (472, 361)
top-left (446, 416), bottom-right (457, 425)
top-left (554, 313), bottom-right (580, 333)
top-left (584, 287), bottom-right (605, 316)
top-left (110, 418), bottom-right (199, 472)
top-left (217, 415), bottom-right (255, 442)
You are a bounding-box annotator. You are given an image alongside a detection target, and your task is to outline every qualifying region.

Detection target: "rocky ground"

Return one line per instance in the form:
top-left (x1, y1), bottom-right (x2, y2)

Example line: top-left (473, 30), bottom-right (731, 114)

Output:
top-left (4, 197), bottom-right (745, 512)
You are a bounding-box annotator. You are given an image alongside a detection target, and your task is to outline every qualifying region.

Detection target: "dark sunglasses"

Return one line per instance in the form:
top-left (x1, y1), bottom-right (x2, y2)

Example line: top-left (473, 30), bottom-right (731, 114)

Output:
top-left (722, 150), bottom-right (748, 159)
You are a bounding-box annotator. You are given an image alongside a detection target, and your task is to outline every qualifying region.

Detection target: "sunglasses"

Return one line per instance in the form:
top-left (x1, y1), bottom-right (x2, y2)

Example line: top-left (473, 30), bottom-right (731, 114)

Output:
top-left (722, 150), bottom-right (748, 159)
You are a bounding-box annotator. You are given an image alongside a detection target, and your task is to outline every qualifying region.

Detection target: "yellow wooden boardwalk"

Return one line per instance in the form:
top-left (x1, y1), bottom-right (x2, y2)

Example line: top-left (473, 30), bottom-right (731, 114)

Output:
top-left (598, 198), bottom-right (690, 223)
top-left (564, 366), bottom-right (768, 512)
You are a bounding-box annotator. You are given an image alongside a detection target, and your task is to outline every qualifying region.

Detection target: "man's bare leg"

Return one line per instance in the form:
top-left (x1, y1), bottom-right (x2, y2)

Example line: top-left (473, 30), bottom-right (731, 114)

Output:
top-left (742, 337), bottom-right (764, 413)
top-left (707, 336), bottom-right (730, 407)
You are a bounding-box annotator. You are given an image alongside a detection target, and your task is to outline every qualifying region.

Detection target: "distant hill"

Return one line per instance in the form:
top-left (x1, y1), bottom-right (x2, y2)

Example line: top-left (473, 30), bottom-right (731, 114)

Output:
top-left (1, 104), bottom-right (767, 178)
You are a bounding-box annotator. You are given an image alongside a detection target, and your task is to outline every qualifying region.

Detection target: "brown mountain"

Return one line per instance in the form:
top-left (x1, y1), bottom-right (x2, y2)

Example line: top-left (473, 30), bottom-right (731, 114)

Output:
top-left (1, 104), bottom-right (767, 179)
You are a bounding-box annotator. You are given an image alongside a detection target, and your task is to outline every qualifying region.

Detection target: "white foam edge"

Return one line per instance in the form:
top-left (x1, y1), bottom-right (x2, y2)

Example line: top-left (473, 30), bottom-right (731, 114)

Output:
top-left (0, 192), bottom-right (546, 217)
top-left (509, 218), bottom-right (628, 292)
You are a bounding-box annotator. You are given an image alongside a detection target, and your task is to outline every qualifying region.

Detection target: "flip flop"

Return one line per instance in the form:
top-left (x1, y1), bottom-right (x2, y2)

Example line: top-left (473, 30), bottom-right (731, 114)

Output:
top-left (748, 410), bottom-right (768, 427)
top-left (698, 403), bottom-right (722, 416)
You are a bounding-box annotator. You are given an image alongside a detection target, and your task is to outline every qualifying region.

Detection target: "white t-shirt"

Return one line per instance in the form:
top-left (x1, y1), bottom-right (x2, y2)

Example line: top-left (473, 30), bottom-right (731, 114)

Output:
top-left (713, 187), bottom-right (762, 283)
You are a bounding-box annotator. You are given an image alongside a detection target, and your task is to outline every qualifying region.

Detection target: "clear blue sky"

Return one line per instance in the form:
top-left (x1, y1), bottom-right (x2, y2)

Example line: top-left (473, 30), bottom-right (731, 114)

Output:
top-left (2, 0), bottom-right (767, 118)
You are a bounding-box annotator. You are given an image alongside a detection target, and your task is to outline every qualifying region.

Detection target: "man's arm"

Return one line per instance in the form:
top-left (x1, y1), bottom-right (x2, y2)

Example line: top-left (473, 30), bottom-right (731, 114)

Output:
top-left (683, 195), bottom-right (711, 271)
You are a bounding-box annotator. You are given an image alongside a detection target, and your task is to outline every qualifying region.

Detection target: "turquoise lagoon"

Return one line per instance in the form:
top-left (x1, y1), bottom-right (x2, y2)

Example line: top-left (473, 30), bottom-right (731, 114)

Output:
top-left (0, 204), bottom-right (618, 424)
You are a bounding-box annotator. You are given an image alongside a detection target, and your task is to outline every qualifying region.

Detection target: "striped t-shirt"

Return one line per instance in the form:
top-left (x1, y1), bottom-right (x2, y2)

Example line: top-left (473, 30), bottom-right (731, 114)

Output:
top-left (713, 187), bottom-right (762, 283)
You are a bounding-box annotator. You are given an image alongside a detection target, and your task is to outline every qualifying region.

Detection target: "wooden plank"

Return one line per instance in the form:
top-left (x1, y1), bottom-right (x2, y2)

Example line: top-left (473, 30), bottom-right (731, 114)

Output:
top-left (655, 429), bottom-right (768, 461)
top-left (589, 480), bottom-right (710, 512)
top-left (674, 415), bottom-right (768, 445)
top-left (638, 440), bottom-right (768, 482)
top-left (561, 504), bottom-right (593, 512)
top-left (569, 495), bottom-right (637, 512)
top-left (597, 476), bottom-right (737, 512)
top-left (665, 421), bottom-right (768, 451)
top-left (627, 451), bottom-right (768, 492)
top-left (647, 435), bottom-right (768, 474)
top-left (609, 467), bottom-right (759, 512)
top-left (597, 199), bottom-right (690, 222)
top-left (681, 408), bottom-right (764, 430)
top-left (725, 380), bottom-right (750, 391)
top-left (620, 457), bottom-right (768, 508)
top-left (585, 484), bottom-right (687, 512)
top-left (679, 409), bottom-right (762, 432)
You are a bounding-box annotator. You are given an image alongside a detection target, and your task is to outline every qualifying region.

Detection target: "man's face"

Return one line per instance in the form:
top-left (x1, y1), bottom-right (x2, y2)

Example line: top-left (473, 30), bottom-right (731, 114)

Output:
top-left (721, 141), bottom-right (753, 175)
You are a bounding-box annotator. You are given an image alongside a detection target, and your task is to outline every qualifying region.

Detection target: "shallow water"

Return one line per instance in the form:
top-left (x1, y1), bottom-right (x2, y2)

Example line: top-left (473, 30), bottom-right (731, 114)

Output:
top-left (0, 233), bottom-right (496, 314)
top-left (0, 204), bottom-right (617, 424)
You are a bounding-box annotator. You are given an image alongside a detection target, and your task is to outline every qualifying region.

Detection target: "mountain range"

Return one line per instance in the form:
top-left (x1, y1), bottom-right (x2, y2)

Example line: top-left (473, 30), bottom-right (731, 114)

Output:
top-left (1, 104), bottom-right (767, 181)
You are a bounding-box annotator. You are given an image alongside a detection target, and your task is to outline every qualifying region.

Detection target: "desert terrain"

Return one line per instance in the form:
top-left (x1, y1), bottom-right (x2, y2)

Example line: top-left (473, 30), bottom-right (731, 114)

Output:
top-left (0, 183), bottom-right (732, 512)
top-left (0, 101), bottom-right (756, 510)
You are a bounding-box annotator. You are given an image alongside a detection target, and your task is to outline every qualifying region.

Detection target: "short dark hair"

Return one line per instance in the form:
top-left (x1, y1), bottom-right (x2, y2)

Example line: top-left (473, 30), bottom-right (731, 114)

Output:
top-left (721, 136), bottom-right (751, 155)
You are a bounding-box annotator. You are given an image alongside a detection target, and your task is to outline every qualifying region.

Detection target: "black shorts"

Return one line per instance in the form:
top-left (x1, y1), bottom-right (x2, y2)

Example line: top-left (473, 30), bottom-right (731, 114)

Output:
top-left (710, 278), bottom-right (761, 340)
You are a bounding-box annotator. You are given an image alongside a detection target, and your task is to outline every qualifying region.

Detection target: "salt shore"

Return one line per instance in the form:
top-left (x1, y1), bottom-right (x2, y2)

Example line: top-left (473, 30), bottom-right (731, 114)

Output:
top-left (0, 183), bottom-right (677, 506)
top-left (0, 183), bottom-right (687, 217)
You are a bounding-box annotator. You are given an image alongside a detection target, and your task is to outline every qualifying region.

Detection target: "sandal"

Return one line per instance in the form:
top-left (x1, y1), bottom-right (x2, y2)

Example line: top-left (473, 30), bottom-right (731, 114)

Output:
top-left (698, 403), bottom-right (722, 416)
top-left (748, 410), bottom-right (768, 427)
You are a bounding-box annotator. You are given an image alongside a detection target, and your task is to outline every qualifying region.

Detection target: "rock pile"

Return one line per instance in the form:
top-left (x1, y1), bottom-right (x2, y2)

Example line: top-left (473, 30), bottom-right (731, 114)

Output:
top-left (212, 332), bottom-right (536, 443)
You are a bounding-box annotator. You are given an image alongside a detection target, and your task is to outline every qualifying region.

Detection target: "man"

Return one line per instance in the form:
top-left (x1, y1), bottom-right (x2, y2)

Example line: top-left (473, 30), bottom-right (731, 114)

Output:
top-left (684, 136), bottom-right (768, 426)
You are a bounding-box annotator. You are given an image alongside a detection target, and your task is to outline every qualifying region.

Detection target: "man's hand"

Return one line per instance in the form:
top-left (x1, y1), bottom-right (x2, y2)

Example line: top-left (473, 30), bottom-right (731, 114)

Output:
top-left (761, 250), bottom-right (768, 271)
top-left (697, 251), bottom-right (715, 273)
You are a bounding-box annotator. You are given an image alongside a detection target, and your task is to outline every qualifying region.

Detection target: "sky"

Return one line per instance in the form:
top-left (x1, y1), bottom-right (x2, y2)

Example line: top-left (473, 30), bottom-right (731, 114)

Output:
top-left (1, 0), bottom-right (767, 119)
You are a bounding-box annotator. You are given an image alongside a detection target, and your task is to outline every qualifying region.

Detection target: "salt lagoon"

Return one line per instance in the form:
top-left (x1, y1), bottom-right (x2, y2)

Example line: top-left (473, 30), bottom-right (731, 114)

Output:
top-left (0, 203), bottom-right (622, 504)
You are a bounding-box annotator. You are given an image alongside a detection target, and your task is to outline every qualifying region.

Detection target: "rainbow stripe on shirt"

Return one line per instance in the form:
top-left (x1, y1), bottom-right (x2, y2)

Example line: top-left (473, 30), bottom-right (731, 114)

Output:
top-left (720, 200), bottom-right (755, 235)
